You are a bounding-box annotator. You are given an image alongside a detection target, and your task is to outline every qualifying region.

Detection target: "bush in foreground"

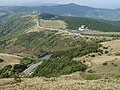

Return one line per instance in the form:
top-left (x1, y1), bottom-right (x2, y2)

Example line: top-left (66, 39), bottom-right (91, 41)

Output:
top-left (0, 59), bottom-right (4, 63)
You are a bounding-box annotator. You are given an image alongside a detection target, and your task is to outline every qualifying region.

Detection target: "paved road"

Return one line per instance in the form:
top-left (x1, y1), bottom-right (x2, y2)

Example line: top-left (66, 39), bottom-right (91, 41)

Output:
top-left (45, 27), bottom-right (82, 36)
top-left (23, 54), bottom-right (52, 75)
top-left (23, 62), bottom-right (42, 75)
top-left (23, 17), bottom-right (82, 75)
top-left (35, 17), bottom-right (82, 36)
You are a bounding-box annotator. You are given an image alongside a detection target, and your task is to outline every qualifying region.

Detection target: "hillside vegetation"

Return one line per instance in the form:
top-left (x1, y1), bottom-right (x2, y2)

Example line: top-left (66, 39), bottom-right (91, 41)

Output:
top-left (1, 13), bottom-right (120, 80)
top-left (0, 15), bottom-right (35, 40)
top-left (0, 15), bottom-right (35, 51)
top-left (58, 16), bottom-right (120, 32)
top-left (33, 58), bottom-right (87, 77)
top-left (0, 30), bottom-right (101, 78)
top-left (12, 30), bottom-right (101, 77)
top-left (14, 30), bottom-right (100, 58)
top-left (0, 8), bottom-right (120, 90)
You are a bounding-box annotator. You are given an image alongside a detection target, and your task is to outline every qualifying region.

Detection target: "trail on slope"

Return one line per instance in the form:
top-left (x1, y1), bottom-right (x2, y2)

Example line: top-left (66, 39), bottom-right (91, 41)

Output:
top-left (0, 53), bottom-right (22, 68)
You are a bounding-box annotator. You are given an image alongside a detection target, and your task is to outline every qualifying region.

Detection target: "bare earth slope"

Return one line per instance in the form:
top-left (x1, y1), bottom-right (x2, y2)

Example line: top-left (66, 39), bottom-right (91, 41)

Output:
top-left (101, 40), bottom-right (120, 53)
top-left (0, 53), bottom-right (21, 68)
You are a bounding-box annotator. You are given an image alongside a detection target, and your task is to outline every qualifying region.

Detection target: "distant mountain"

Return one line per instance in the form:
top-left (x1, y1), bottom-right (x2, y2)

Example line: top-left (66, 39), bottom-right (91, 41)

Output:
top-left (0, 10), bottom-right (9, 20)
top-left (1, 3), bottom-right (120, 21)
top-left (39, 3), bottom-right (59, 6)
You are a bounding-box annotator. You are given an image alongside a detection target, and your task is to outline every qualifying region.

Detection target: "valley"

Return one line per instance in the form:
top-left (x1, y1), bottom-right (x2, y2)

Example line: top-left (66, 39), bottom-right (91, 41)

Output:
top-left (0, 12), bottom-right (120, 90)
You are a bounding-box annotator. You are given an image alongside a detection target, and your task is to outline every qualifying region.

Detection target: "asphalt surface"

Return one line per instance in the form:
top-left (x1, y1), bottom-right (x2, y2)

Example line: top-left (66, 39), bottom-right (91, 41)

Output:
top-left (23, 62), bottom-right (42, 75)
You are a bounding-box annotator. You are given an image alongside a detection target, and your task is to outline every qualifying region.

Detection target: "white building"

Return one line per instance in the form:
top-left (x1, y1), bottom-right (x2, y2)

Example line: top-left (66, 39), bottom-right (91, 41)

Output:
top-left (78, 25), bottom-right (90, 31)
top-left (32, 10), bottom-right (41, 14)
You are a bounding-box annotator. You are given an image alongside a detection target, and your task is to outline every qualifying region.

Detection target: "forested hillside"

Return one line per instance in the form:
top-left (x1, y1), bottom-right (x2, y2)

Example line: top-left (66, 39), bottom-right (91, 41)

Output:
top-left (58, 16), bottom-right (120, 32)
top-left (14, 30), bottom-right (100, 57)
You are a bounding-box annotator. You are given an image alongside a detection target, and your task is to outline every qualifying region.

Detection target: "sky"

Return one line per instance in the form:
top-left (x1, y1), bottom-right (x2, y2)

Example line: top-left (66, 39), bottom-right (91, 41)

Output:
top-left (0, 0), bottom-right (120, 9)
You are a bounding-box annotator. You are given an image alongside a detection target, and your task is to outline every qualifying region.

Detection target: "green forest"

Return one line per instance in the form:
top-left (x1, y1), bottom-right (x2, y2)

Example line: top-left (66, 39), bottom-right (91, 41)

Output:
top-left (58, 16), bottom-right (120, 32)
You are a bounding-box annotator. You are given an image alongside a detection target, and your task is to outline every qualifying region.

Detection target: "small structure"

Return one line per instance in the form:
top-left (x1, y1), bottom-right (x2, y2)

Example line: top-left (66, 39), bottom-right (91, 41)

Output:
top-left (78, 25), bottom-right (90, 31)
top-left (73, 32), bottom-right (81, 36)
top-left (32, 10), bottom-right (41, 15)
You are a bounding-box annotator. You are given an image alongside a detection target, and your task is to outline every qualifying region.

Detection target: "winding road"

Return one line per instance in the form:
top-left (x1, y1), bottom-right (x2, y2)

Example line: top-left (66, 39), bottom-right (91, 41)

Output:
top-left (23, 54), bottom-right (52, 75)
top-left (23, 16), bottom-right (82, 75)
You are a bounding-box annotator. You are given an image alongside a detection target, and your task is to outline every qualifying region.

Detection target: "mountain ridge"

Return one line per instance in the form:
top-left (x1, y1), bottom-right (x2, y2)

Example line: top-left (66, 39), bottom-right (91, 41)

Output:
top-left (0, 3), bottom-right (120, 21)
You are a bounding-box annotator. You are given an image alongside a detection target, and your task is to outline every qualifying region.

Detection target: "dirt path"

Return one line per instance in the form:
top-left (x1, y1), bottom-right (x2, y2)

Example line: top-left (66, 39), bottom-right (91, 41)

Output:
top-left (91, 55), bottom-right (120, 64)
top-left (0, 53), bottom-right (21, 68)
top-left (101, 40), bottom-right (120, 53)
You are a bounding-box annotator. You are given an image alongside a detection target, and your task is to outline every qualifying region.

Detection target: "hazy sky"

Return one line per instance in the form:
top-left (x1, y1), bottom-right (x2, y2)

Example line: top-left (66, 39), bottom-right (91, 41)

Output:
top-left (0, 0), bottom-right (120, 9)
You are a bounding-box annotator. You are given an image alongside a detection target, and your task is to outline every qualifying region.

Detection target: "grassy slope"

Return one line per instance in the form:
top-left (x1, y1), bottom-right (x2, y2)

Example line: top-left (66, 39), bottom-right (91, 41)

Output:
top-left (0, 77), bottom-right (120, 90)
top-left (39, 19), bottom-right (66, 29)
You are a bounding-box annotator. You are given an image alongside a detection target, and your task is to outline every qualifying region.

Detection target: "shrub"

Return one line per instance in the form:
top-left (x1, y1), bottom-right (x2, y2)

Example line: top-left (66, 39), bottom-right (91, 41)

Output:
top-left (81, 73), bottom-right (101, 80)
top-left (83, 60), bottom-right (86, 63)
top-left (103, 47), bottom-right (108, 49)
top-left (20, 57), bottom-right (38, 65)
top-left (99, 44), bottom-right (102, 47)
top-left (103, 62), bottom-right (108, 66)
top-left (105, 51), bottom-right (109, 54)
top-left (13, 64), bottom-right (27, 73)
top-left (97, 49), bottom-right (103, 54)
top-left (85, 37), bottom-right (89, 39)
top-left (111, 63), bottom-right (118, 67)
top-left (91, 54), bottom-right (95, 57)
top-left (0, 59), bottom-right (4, 63)
top-left (115, 70), bottom-right (120, 80)
top-left (114, 52), bottom-right (120, 56)
top-left (87, 70), bottom-right (95, 73)
top-left (115, 74), bottom-right (120, 80)
top-left (0, 65), bottom-right (12, 78)
top-left (98, 52), bottom-right (102, 56)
